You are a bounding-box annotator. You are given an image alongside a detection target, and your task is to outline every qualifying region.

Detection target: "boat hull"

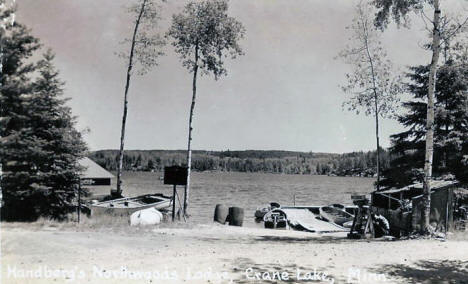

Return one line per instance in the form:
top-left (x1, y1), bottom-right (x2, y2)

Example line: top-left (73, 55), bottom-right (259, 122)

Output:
top-left (319, 206), bottom-right (354, 226)
top-left (91, 194), bottom-right (172, 217)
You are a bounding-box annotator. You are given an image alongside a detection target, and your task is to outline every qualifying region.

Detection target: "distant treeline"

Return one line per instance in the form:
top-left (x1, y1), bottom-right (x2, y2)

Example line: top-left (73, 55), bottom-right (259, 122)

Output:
top-left (89, 149), bottom-right (391, 177)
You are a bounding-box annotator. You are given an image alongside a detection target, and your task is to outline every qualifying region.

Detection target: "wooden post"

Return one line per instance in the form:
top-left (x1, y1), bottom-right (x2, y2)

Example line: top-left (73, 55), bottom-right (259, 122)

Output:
top-left (172, 184), bottom-right (176, 222)
top-left (175, 189), bottom-right (186, 222)
top-left (293, 194), bottom-right (296, 206)
top-left (78, 180), bottom-right (81, 223)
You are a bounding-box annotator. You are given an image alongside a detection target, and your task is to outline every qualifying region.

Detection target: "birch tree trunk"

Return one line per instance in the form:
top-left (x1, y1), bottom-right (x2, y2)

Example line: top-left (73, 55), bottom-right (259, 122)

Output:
top-left (422, 0), bottom-right (441, 234)
top-left (184, 43), bottom-right (199, 216)
top-left (116, 0), bottom-right (147, 196)
top-left (374, 99), bottom-right (381, 191)
top-left (363, 25), bottom-right (381, 191)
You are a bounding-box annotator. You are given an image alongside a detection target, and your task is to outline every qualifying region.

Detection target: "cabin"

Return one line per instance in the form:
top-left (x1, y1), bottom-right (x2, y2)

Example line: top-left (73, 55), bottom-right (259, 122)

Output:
top-left (371, 180), bottom-right (461, 236)
top-left (78, 157), bottom-right (115, 199)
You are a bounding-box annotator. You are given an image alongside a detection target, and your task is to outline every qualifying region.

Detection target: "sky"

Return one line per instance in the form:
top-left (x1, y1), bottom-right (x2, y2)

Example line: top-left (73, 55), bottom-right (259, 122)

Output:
top-left (16, 0), bottom-right (468, 153)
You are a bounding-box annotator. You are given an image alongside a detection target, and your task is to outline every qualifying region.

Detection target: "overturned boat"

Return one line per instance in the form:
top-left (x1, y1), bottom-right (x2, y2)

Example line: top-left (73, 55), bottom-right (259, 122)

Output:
top-left (263, 204), bottom-right (356, 233)
top-left (91, 193), bottom-right (172, 216)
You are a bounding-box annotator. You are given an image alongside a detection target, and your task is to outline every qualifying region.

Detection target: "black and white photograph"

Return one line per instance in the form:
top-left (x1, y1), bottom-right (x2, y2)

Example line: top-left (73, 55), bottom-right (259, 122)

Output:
top-left (1, 0), bottom-right (468, 283)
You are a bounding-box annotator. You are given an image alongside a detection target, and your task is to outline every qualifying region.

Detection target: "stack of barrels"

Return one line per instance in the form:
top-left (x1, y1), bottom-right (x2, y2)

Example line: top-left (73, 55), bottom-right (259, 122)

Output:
top-left (214, 204), bottom-right (244, 226)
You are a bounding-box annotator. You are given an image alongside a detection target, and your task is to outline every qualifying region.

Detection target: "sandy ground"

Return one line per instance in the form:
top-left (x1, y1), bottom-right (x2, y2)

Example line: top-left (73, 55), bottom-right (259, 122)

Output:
top-left (1, 222), bottom-right (468, 284)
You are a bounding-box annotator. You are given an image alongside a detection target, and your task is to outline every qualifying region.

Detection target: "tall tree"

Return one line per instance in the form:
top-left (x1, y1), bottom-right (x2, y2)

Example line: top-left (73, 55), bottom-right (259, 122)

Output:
top-left (24, 50), bottom-right (87, 219)
top-left (339, 1), bottom-right (401, 191)
top-left (0, 9), bottom-right (87, 220)
top-left (0, 3), bottom-right (40, 220)
top-left (116, 0), bottom-right (165, 196)
top-left (372, 0), bottom-right (467, 233)
top-left (381, 57), bottom-right (468, 189)
top-left (0, 0), bottom-right (17, 201)
top-left (167, 0), bottom-right (245, 216)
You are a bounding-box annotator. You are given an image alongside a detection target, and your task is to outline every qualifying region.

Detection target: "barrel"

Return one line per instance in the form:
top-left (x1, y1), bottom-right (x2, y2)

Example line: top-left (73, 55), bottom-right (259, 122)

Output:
top-left (228, 207), bottom-right (244, 226)
top-left (214, 204), bottom-right (229, 224)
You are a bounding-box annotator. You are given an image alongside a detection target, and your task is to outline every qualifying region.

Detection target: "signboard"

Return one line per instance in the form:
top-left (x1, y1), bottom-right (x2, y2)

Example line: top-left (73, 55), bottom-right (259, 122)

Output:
top-left (351, 194), bottom-right (367, 200)
top-left (164, 166), bottom-right (188, 185)
top-left (81, 178), bottom-right (111, 186)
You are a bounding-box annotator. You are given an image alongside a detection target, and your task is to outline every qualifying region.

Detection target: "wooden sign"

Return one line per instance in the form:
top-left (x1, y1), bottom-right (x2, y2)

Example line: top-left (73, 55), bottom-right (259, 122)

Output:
top-left (164, 166), bottom-right (188, 185)
top-left (81, 178), bottom-right (111, 186)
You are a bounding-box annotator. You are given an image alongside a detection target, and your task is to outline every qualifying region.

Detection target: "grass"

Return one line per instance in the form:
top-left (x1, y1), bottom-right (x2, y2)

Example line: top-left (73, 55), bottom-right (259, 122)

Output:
top-left (1, 211), bottom-right (197, 236)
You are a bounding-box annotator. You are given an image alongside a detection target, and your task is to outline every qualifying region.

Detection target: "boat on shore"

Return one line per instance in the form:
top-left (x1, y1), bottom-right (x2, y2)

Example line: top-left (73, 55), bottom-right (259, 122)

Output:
top-left (255, 202), bottom-right (281, 219)
top-left (261, 203), bottom-right (357, 233)
top-left (90, 193), bottom-right (172, 216)
top-left (319, 205), bottom-right (354, 226)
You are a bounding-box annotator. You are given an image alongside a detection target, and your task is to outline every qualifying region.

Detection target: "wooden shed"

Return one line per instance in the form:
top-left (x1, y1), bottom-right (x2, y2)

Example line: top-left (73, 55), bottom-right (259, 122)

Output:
top-left (371, 180), bottom-right (458, 235)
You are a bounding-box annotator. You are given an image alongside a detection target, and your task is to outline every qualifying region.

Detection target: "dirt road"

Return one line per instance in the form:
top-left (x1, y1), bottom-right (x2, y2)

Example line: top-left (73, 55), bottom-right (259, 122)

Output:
top-left (2, 223), bottom-right (468, 283)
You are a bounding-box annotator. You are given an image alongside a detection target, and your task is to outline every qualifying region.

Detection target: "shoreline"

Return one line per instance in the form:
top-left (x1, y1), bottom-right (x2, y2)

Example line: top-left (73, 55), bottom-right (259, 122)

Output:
top-left (2, 222), bottom-right (468, 283)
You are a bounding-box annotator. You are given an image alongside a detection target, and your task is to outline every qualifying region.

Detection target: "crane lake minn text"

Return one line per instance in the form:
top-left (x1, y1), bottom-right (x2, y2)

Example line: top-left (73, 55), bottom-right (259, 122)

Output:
top-left (5, 265), bottom-right (345, 282)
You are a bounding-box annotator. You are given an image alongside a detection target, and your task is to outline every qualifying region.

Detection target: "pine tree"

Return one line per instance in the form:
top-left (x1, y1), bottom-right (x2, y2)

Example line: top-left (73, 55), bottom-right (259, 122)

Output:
top-left (26, 50), bottom-right (87, 219)
top-left (0, 11), bottom-right (41, 220)
top-left (0, 14), bottom-right (87, 220)
top-left (382, 59), bottom-right (468, 188)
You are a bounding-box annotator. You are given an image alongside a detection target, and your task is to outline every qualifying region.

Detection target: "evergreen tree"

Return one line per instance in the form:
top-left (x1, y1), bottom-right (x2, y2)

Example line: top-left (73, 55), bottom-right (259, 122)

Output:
top-left (28, 50), bottom-right (87, 219)
top-left (0, 9), bottom-right (41, 220)
top-left (0, 14), bottom-right (87, 220)
top-left (382, 59), bottom-right (468, 188)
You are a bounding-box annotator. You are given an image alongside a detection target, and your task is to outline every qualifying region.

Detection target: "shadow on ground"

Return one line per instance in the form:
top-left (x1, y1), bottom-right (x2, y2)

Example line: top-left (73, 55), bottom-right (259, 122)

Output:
top-left (372, 259), bottom-right (468, 284)
top-left (196, 234), bottom-right (349, 245)
top-left (227, 257), bottom-right (338, 283)
top-left (252, 235), bottom-right (348, 244)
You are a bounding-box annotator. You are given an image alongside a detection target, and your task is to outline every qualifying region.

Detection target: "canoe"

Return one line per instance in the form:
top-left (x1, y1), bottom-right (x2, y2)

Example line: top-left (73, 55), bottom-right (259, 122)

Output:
top-left (319, 205), bottom-right (354, 226)
top-left (91, 194), bottom-right (172, 216)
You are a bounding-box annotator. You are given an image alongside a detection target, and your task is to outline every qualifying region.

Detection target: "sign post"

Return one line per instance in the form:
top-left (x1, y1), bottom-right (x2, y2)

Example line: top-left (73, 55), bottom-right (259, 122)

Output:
top-left (78, 180), bottom-right (81, 223)
top-left (172, 184), bottom-right (177, 222)
top-left (164, 166), bottom-right (188, 222)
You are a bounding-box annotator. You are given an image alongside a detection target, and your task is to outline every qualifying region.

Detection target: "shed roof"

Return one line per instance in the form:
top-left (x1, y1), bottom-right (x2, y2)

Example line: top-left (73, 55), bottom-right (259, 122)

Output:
top-left (378, 180), bottom-right (458, 194)
top-left (79, 157), bottom-right (114, 179)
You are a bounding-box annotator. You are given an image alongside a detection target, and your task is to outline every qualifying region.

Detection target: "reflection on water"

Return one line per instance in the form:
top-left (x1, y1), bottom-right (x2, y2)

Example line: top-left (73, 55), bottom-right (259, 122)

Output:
top-left (121, 171), bottom-right (376, 226)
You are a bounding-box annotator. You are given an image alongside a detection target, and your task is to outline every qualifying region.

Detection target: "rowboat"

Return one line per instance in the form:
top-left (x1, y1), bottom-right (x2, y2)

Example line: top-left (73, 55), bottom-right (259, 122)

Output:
top-left (319, 205), bottom-right (354, 226)
top-left (91, 194), bottom-right (172, 216)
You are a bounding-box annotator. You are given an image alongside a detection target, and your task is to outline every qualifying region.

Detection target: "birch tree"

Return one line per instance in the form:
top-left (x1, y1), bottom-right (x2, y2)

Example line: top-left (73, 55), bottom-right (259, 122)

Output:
top-left (116, 0), bottom-right (165, 196)
top-left (339, 1), bottom-right (401, 191)
top-left (167, 0), bottom-right (245, 215)
top-left (372, 0), bottom-right (467, 234)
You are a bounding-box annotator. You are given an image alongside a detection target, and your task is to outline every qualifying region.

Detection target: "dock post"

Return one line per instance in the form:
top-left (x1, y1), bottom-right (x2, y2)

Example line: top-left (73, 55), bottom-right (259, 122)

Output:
top-left (172, 184), bottom-right (176, 222)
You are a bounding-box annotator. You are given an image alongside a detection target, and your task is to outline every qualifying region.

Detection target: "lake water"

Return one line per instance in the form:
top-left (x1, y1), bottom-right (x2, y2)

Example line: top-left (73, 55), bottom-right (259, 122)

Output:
top-left (121, 171), bottom-right (376, 226)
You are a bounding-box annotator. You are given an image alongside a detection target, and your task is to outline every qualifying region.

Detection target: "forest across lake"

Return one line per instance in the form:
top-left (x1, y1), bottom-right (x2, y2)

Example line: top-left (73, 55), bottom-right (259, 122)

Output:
top-left (89, 149), bottom-right (391, 177)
